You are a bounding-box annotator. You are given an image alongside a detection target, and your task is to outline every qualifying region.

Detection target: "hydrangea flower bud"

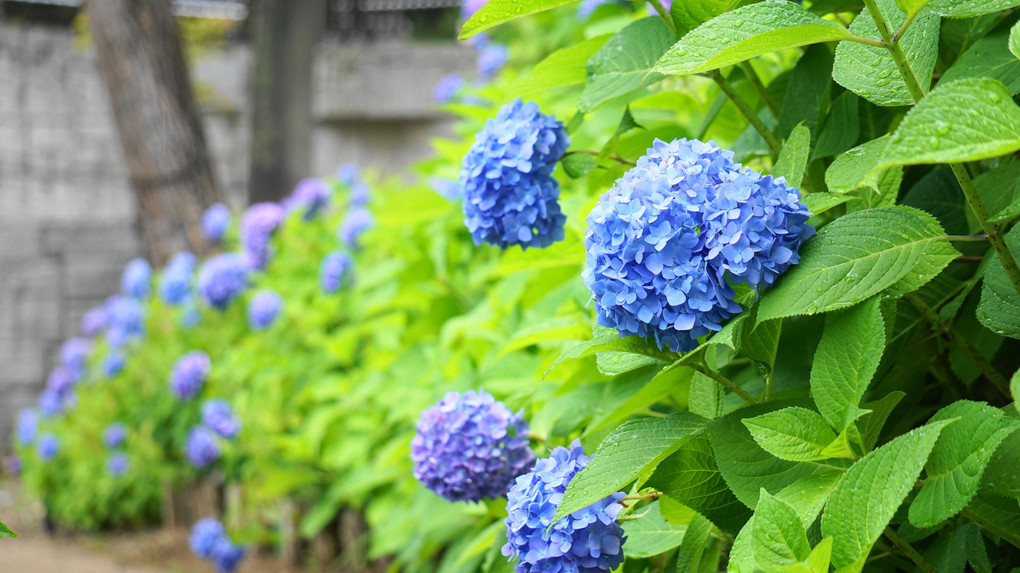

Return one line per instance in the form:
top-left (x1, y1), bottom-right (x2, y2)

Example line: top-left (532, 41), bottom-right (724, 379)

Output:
top-left (107, 452), bottom-right (130, 477)
top-left (248, 290), bottom-right (283, 331)
top-left (170, 351), bottom-right (211, 400)
top-left (460, 99), bottom-right (569, 250)
top-left (241, 202), bottom-right (286, 270)
top-left (320, 251), bottom-right (352, 294)
top-left (60, 338), bottom-right (92, 377)
top-left (103, 423), bottom-right (127, 448)
top-left (38, 433), bottom-right (60, 461)
top-left (503, 440), bottom-right (626, 573)
top-left (284, 178), bottom-right (331, 220)
top-left (186, 426), bottom-right (221, 468)
top-left (103, 295), bottom-right (145, 347)
top-left (478, 43), bottom-right (508, 80)
top-left (16, 409), bottom-right (38, 446)
top-left (121, 258), bottom-right (153, 299)
top-left (190, 518), bottom-right (225, 559)
top-left (434, 73), bottom-right (464, 104)
top-left (160, 252), bottom-right (197, 306)
top-left (202, 399), bottom-right (240, 439)
top-left (583, 138), bottom-right (814, 352)
top-left (81, 307), bottom-right (107, 337)
top-left (202, 203), bottom-right (232, 243)
top-left (411, 390), bottom-right (534, 502)
top-left (339, 206), bottom-right (374, 248)
top-left (198, 254), bottom-right (249, 310)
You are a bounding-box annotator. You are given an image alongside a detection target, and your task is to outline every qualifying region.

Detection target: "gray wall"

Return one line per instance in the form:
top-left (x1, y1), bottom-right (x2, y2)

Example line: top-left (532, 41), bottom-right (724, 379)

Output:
top-left (0, 23), bottom-right (475, 449)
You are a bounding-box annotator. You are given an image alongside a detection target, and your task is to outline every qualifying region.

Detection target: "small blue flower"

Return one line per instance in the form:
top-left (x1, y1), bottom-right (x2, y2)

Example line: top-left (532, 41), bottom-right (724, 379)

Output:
top-left (185, 426), bottom-right (221, 468)
top-left (160, 252), bottom-right (197, 306)
top-left (198, 254), bottom-right (249, 310)
top-left (284, 178), bottom-right (331, 220)
top-left (38, 433), bottom-right (60, 461)
top-left (202, 399), bottom-right (240, 439)
top-left (170, 351), bottom-right (211, 401)
top-left (460, 99), bottom-right (569, 250)
top-left (107, 452), bottom-right (130, 477)
top-left (478, 43), bottom-right (508, 80)
top-left (103, 295), bottom-right (145, 347)
top-left (16, 409), bottom-right (38, 446)
top-left (241, 202), bottom-right (286, 271)
top-left (339, 206), bottom-right (374, 248)
top-left (247, 290), bottom-right (283, 331)
top-left (121, 258), bottom-right (153, 299)
top-left (502, 440), bottom-right (626, 573)
top-left (434, 73), bottom-right (464, 104)
top-left (337, 163), bottom-right (359, 186)
top-left (350, 180), bottom-right (371, 205)
top-left (212, 537), bottom-right (247, 572)
top-left (190, 518), bottom-right (226, 559)
top-left (38, 390), bottom-right (65, 418)
top-left (320, 251), bottom-right (352, 294)
top-left (181, 302), bottom-right (202, 329)
top-left (60, 338), bottom-right (92, 377)
top-left (46, 367), bottom-right (77, 396)
top-left (103, 350), bottom-right (125, 377)
top-left (411, 390), bottom-right (534, 502)
top-left (103, 423), bottom-right (127, 448)
top-left (202, 204), bottom-right (232, 243)
top-left (81, 307), bottom-right (107, 337)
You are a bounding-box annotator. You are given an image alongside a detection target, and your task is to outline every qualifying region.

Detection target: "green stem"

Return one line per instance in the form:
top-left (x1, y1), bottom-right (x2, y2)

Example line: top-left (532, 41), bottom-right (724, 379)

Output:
top-left (846, 34), bottom-right (887, 48)
top-left (623, 491), bottom-right (661, 501)
top-left (883, 526), bottom-right (938, 573)
top-left (693, 361), bottom-right (759, 404)
top-left (709, 70), bottom-right (781, 155)
top-left (861, 0), bottom-right (926, 101)
top-left (648, 0), bottom-right (677, 36)
top-left (951, 163), bottom-right (1020, 300)
top-left (738, 62), bottom-right (780, 118)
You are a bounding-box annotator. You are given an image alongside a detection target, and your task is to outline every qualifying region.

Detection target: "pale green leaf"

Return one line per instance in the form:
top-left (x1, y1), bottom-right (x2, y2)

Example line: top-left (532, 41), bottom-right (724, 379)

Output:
top-left (753, 490), bottom-right (813, 568)
top-left (743, 407), bottom-right (839, 462)
top-left (512, 35), bottom-right (611, 96)
top-left (802, 193), bottom-right (855, 215)
top-left (544, 324), bottom-right (672, 377)
top-left (689, 371), bottom-right (726, 420)
top-left (579, 17), bottom-right (675, 112)
top-left (928, 0), bottom-right (1020, 17)
top-left (895, 0), bottom-right (931, 18)
top-left (585, 365), bottom-right (693, 434)
top-left (941, 29), bottom-right (1020, 95)
top-left (773, 123), bottom-right (812, 189)
top-left (671, 0), bottom-right (750, 36)
top-left (674, 513), bottom-right (714, 572)
top-left (757, 207), bottom-right (958, 322)
top-left (459, 0), bottom-right (580, 38)
top-left (909, 400), bottom-right (1019, 527)
top-left (653, 0), bottom-right (855, 77)
top-left (833, 0), bottom-right (939, 106)
top-left (1010, 20), bottom-right (1020, 61)
top-left (561, 153), bottom-right (597, 179)
top-left (824, 137), bottom-right (903, 198)
top-left (554, 412), bottom-right (707, 523)
top-left (0, 519), bottom-right (15, 539)
top-left (622, 501), bottom-right (688, 558)
top-left (977, 225), bottom-right (1020, 340)
top-left (821, 421), bottom-right (952, 569)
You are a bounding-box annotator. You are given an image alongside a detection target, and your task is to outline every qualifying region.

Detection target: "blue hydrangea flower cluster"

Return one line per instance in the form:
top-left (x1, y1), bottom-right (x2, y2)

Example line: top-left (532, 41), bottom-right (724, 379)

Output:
top-left (46, 367), bottom-right (76, 396)
top-left (185, 426), bottom-right (221, 468)
top-left (80, 306), bottom-right (107, 337)
top-left (103, 295), bottom-right (145, 347)
top-left (339, 206), bottom-right (374, 248)
top-left (190, 518), bottom-right (246, 572)
top-left (337, 163), bottom-right (359, 186)
top-left (478, 43), bottom-right (508, 80)
top-left (583, 138), bottom-right (814, 352)
top-left (247, 290), bottom-right (283, 331)
top-left (434, 73), bottom-right (464, 104)
top-left (285, 178), bottom-right (331, 220)
top-left (16, 409), bottom-right (37, 446)
top-left (350, 180), bottom-right (371, 205)
top-left (60, 337), bottom-right (91, 378)
top-left (40, 367), bottom-right (77, 417)
top-left (38, 389), bottom-right (67, 418)
top-left (502, 440), bottom-right (626, 573)
top-left (202, 399), bottom-right (241, 439)
top-left (103, 350), bottom-right (126, 377)
top-left (460, 99), bottom-right (570, 250)
top-left (170, 351), bottom-right (211, 401)
top-left (38, 433), bottom-right (60, 462)
top-left (198, 254), bottom-right (249, 310)
top-left (160, 251), bottom-right (197, 306)
top-left (241, 202), bottom-right (286, 270)
top-left (411, 390), bottom-right (534, 502)
top-left (320, 251), bottom-right (352, 294)
top-left (103, 423), bottom-right (127, 448)
top-left (121, 258), bottom-right (152, 299)
top-left (430, 178), bottom-right (463, 202)
top-left (202, 203), bottom-right (232, 243)
top-left (107, 452), bottom-right (130, 477)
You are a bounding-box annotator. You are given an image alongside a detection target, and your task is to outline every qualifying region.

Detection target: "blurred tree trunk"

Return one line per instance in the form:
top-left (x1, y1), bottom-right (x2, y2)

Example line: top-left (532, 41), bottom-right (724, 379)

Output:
top-left (248, 0), bottom-right (325, 204)
top-left (85, 0), bottom-right (223, 265)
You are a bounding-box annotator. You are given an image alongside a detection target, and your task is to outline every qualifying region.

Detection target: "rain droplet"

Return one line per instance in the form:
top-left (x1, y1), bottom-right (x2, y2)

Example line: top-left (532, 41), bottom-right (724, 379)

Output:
top-left (929, 136), bottom-right (940, 149)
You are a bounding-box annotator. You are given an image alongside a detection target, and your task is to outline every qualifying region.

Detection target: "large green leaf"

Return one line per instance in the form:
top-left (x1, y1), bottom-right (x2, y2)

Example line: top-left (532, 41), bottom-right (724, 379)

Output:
top-left (876, 78), bottom-right (1020, 171)
top-left (653, 0), bottom-right (855, 77)
top-left (824, 136), bottom-right (902, 197)
top-left (459, 0), bottom-right (580, 38)
top-left (757, 207), bottom-right (958, 322)
top-left (833, 0), bottom-right (940, 106)
top-left (773, 124), bottom-right (812, 189)
top-left (977, 225), bottom-right (1020, 340)
top-left (743, 407), bottom-right (839, 462)
top-left (821, 421), bottom-right (951, 569)
top-left (0, 519), bottom-right (15, 539)
top-left (512, 35), bottom-right (611, 96)
top-left (802, 192), bottom-right (855, 215)
top-left (671, 0), bottom-right (749, 35)
top-left (674, 513), bottom-right (714, 572)
top-left (578, 17), bottom-right (675, 113)
top-left (622, 501), bottom-right (688, 558)
top-left (928, 0), bottom-right (1020, 17)
top-left (779, 45), bottom-right (833, 138)
top-left (753, 490), bottom-right (813, 569)
top-left (554, 412), bottom-right (707, 523)
top-left (909, 401), bottom-right (1020, 527)
top-left (941, 29), bottom-right (1020, 95)
top-left (811, 296), bottom-right (886, 431)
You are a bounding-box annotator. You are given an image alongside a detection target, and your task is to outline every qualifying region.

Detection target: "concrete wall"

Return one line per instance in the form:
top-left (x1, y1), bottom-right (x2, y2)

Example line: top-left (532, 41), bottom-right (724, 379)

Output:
top-left (0, 23), bottom-right (475, 449)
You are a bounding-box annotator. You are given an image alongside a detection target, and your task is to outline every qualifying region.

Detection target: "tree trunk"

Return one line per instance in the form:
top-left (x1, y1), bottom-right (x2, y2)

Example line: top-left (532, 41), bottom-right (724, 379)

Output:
top-left (85, 0), bottom-right (223, 265)
top-left (248, 0), bottom-right (325, 204)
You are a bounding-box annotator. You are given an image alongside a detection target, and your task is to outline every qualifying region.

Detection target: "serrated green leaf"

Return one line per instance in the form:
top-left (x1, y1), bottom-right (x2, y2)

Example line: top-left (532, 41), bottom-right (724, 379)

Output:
top-left (512, 35), bottom-right (611, 96)
top-left (578, 17), bottom-right (675, 113)
top-left (744, 407), bottom-right (839, 462)
top-left (875, 78), bottom-right (1020, 172)
top-left (964, 493), bottom-right (1020, 548)
top-left (989, 181), bottom-right (1020, 223)
top-left (833, 0), bottom-right (939, 106)
top-left (0, 519), bottom-right (15, 539)
top-left (622, 501), bottom-right (688, 558)
top-left (909, 400), bottom-right (1019, 527)
top-left (1010, 21), bottom-right (1020, 60)
top-left (459, 0), bottom-right (580, 38)
top-left (671, 0), bottom-right (750, 35)
top-left (653, 0), bottom-right (855, 77)
top-left (941, 29), bottom-right (1020, 95)
top-left (690, 371), bottom-right (726, 420)
top-left (824, 137), bottom-right (903, 197)
top-left (812, 91), bottom-right (860, 160)
top-left (675, 513), bottom-right (714, 572)
top-left (895, 0), bottom-right (931, 18)
top-left (544, 324), bottom-right (672, 377)
top-left (554, 412), bottom-right (707, 523)
top-left (757, 207), bottom-right (958, 322)
top-left (928, 0), bottom-right (1020, 17)
top-left (821, 420), bottom-right (952, 569)
top-left (586, 365), bottom-right (692, 435)
top-left (561, 153), bottom-right (597, 179)
top-left (773, 124), bottom-right (811, 189)
top-left (977, 225), bottom-right (1020, 340)
top-left (855, 391), bottom-right (906, 451)
top-left (802, 193), bottom-right (855, 215)
top-left (753, 490), bottom-right (813, 569)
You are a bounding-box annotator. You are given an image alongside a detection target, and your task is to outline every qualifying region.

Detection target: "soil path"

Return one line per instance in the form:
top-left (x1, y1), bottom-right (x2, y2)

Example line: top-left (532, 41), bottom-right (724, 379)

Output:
top-left (2, 536), bottom-right (161, 572)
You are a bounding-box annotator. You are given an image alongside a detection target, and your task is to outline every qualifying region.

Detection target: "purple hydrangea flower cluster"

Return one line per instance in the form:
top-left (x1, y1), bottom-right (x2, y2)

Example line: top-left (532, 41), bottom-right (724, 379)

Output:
top-left (121, 258), bottom-right (153, 299)
top-left (107, 452), bottom-right (130, 477)
top-left (203, 203), bottom-right (232, 243)
top-left (339, 206), bottom-right (374, 248)
top-left (40, 367), bottom-right (77, 417)
top-left (198, 254), bottom-right (249, 310)
top-left (38, 433), bottom-right (60, 461)
top-left (337, 163), bottom-right (359, 186)
top-left (284, 178), bottom-right (331, 220)
top-left (247, 290), bottom-right (283, 331)
top-left (434, 73), bottom-right (464, 104)
top-left (202, 399), bottom-right (241, 439)
top-left (502, 440), bottom-right (626, 573)
top-left (241, 202), bottom-right (286, 270)
top-left (46, 367), bottom-right (77, 396)
top-left (461, 0), bottom-right (487, 19)
top-left (169, 351), bottom-right (211, 401)
top-left (583, 138), bottom-right (814, 352)
top-left (160, 252), bottom-right (197, 306)
top-left (103, 295), bottom-right (145, 347)
top-left (460, 99), bottom-right (570, 250)
top-left (320, 251), bottom-right (352, 294)
top-left (60, 338), bottom-right (92, 378)
top-left (478, 43), bottom-right (508, 80)
top-left (190, 518), bottom-right (246, 572)
top-left (38, 390), bottom-right (67, 417)
top-left (80, 306), bottom-right (107, 337)
top-left (411, 390), bottom-right (534, 502)
top-left (16, 409), bottom-right (38, 446)
top-left (103, 423), bottom-right (127, 448)
top-left (185, 426), bottom-right (221, 468)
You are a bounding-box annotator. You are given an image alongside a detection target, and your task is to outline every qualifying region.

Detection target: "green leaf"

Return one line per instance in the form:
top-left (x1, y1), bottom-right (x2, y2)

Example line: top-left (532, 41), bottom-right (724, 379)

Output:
top-left (512, 35), bottom-right (611, 96)
top-left (459, 0), bottom-right (580, 38)
top-left (875, 78), bottom-right (1020, 171)
top-left (941, 29), bottom-right (1020, 95)
top-left (909, 400), bottom-right (1019, 527)
top-left (757, 207), bottom-right (958, 322)
top-left (802, 193), bottom-right (855, 215)
top-left (554, 412), bottom-right (707, 523)
top-left (780, 46), bottom-right (833, 138)
top-left (1011, 21), bottom-right (1020, 61)
top-left (0, 519), bottom-right (15, 539)
top-left (855, 391), bottom-right (906, 451)
top-left (671, 0), bottom-right (749, 35)
top-left (812, 91), bottom-right (860, 160)
top-left (544, 324), bottom-right (672, 377)
top-left (743, 407), bottom-right (839, 462)
top-left (674, 513), bottom-right (714, 572)
top-left (928, 0), bottom-right (1020, 17)
top-left (585, 365), bottom-right (693, 435)
top-left (622, 501), bottom-right (688, 558)
top-left (653, 0), bottom-right (855, 77)
top-left (578, 17), bottom-right (675, 113)
top-left (561, 153), bottom-right (597, 179)
top-left (824, 137), bottom-right (903, 198)
top-left (895, 0), bottom-right (931, 19)
top-left (989, 181), bottom-right (1020, 223)
top-left (1013, 370), bottom-right (1020, 413)
top-left (977, 225), bottom-right (1020, 340)
top-left (773, 124), bottom-right (812, 189)
top-left (833, 0), bottom-right (940, 106)
top-left (821, 420), bottom-right (952, 569)
top-left (753, 490), bottom-right (813, 568)
top-left (690, 371), bottom-right (726, 419)
top-left (964, 493), bottom-right (1020, 548)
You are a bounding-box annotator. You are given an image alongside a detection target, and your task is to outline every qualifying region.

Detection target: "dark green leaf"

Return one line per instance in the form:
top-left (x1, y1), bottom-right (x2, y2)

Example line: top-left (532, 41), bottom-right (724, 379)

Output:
top-left (812, 91), bottom-right (860, 159)
top-left (578, 17), bottom-right (675, 113)
top-left (977, 225), bottom-right (1020, 339)
top-left (779, 45), bottom-right (833, 138)
top-left (671, 0), bottom-right (749, 36)
top-left (941, 29), bottom-right (1020, 95)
